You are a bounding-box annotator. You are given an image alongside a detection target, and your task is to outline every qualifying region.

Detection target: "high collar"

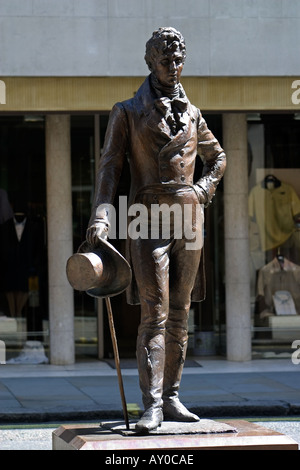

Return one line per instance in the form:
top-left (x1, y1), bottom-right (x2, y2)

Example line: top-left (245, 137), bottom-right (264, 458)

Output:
top-left (150, 73), bottom-right (181, 99)
top-left (134, 75), bottom-right (188, 116)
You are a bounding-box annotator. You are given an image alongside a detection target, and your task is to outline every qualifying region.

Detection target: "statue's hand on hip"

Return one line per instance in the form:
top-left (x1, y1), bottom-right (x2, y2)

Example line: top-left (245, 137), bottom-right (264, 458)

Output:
top-left (193, 184), bottom-right (207, 205)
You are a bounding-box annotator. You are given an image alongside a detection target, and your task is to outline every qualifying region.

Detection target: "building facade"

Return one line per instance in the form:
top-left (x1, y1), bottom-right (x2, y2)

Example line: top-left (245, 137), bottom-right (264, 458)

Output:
top-left (0, 0), bottom-right (299, 364)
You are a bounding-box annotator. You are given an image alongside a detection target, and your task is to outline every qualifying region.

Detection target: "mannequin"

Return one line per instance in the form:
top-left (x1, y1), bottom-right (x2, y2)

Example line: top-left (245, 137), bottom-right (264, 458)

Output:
top-left (249, 176), bottom-right (300, 252)
top-left (263, 174), bottom-right (281, 190)
top-left (0, 206), bottom-right (42, 317)
top-left (5, 291), bottom-right (28, 317)
top-left (3, 211), bottom-right (29, 316)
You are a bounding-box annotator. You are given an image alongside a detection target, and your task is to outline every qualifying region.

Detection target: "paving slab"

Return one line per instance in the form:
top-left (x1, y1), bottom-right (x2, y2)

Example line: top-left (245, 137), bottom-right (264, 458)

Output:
top-left (0, 359), bottom-right (299, 423)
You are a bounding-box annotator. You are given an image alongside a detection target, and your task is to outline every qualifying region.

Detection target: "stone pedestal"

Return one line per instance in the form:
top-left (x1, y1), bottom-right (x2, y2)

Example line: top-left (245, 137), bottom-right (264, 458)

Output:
top-left (52, 420), bottom-right (298, 451)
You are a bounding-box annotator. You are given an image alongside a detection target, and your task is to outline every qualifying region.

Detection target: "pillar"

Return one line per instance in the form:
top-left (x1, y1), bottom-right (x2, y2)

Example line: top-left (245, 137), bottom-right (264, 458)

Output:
top-left (46, 115), bottom-right (75, 365)
top-left (223, 113), bottom-right (252, 361)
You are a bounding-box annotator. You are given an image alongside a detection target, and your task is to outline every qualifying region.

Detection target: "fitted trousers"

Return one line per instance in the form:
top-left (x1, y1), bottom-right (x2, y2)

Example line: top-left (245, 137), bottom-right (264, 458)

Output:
top-left (130, 185), bottom-right (202, 408)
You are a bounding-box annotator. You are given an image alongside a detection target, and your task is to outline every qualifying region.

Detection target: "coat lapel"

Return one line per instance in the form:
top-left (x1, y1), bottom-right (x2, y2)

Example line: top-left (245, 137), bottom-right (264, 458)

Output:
top-left (159, 101), bottom-right (196, 157)
top-left (133, 76), bottom-right (196, 143)
top-left (134, 77), bottom-right (172, 141)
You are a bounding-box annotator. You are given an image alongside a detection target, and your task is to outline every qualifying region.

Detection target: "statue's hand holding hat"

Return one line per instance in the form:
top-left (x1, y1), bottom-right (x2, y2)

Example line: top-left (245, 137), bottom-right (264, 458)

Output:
top-left (86, 204), bottom-right (111, 245)
top-left (66, 205), bottom-right (131, 299)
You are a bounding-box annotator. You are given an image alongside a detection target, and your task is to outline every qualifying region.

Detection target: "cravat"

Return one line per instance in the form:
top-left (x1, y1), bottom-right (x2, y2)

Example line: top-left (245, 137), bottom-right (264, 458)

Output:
top-left (154, 96), bottom-right (188, 133)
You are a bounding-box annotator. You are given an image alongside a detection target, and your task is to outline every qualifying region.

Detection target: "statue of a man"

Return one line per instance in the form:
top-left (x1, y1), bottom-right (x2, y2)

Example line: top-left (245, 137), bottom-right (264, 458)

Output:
top-left (87, 27), bottom-right (226, 432)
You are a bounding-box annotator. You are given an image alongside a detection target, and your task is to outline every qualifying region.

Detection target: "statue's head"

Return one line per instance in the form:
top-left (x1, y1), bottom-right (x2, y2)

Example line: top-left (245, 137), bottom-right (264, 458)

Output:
top-left (145, 27), bottom-right (186, 72)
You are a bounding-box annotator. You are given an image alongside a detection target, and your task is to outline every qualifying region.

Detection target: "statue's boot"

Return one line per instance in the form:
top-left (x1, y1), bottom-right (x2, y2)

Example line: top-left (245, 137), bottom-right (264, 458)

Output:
top-left (135, 339), bottom-right (164, 433)
top-left (163, 340), bottom-right (199, 422)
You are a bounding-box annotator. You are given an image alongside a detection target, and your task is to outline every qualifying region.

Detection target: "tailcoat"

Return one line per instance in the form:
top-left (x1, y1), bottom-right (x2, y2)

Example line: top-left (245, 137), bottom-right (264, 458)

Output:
top-left (90, 75), bottom-right (226, 304)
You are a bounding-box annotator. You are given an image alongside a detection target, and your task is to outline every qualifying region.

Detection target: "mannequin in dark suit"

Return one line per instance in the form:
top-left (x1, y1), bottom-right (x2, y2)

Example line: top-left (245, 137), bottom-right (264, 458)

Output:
top-left (0, 211), bottom-right (44, 318)
top-left (87, 27), bottom-right (226, 432)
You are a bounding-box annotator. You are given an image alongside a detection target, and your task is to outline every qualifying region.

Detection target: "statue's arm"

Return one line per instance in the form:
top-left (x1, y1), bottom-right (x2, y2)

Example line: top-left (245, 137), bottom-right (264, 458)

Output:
top-left (194, 111), bottom-right (226, 207)
top-left (87, 103), bottom-right (128, 243)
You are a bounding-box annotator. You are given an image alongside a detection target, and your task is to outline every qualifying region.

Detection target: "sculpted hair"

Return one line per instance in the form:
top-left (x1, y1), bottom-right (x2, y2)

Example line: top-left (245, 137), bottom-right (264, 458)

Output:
top-left (145, 27), bottom-right (186, 71)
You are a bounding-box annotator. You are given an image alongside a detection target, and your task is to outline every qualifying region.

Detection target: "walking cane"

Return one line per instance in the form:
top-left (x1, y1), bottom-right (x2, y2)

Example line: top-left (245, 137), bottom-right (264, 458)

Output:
top-left (66, 240), bottom-right (131, 431)
top-left (105, 297), bottom-right (130, 430)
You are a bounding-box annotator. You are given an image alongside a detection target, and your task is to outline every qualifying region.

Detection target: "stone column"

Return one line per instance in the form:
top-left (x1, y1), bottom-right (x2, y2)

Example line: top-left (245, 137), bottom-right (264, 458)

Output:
top-left (223, 113), bottom-right (252, 361)
top-left (46, 115), bottom-right (75, 365)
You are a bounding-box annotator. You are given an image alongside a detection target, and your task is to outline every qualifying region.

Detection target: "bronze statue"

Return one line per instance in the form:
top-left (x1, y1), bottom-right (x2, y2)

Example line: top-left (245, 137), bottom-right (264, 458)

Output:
top-left (86, 27), bottom-right (226, 433)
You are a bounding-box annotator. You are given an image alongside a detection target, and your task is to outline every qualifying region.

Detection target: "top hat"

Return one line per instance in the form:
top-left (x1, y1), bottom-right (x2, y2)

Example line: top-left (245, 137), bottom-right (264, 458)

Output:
top-left (66, 239), bottom-right (132, 298)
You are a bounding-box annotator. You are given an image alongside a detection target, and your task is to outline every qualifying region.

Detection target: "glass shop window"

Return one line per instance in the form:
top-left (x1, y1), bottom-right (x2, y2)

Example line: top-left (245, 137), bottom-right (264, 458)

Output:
top-left (0, 115), bottom-right (48, 363)
top-left (248, 114), bottom-right (300, 358)
top-left (192, 114), bottom-right (225, 357)
top-left (71, 115), bottom-right (98, 358)
top-left (71, 114), bottom-right (111, 359)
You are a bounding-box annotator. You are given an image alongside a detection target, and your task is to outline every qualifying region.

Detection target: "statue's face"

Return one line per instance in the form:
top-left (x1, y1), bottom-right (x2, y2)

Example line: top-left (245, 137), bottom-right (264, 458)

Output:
top-left (151, 49), bottom-right (184, 88)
